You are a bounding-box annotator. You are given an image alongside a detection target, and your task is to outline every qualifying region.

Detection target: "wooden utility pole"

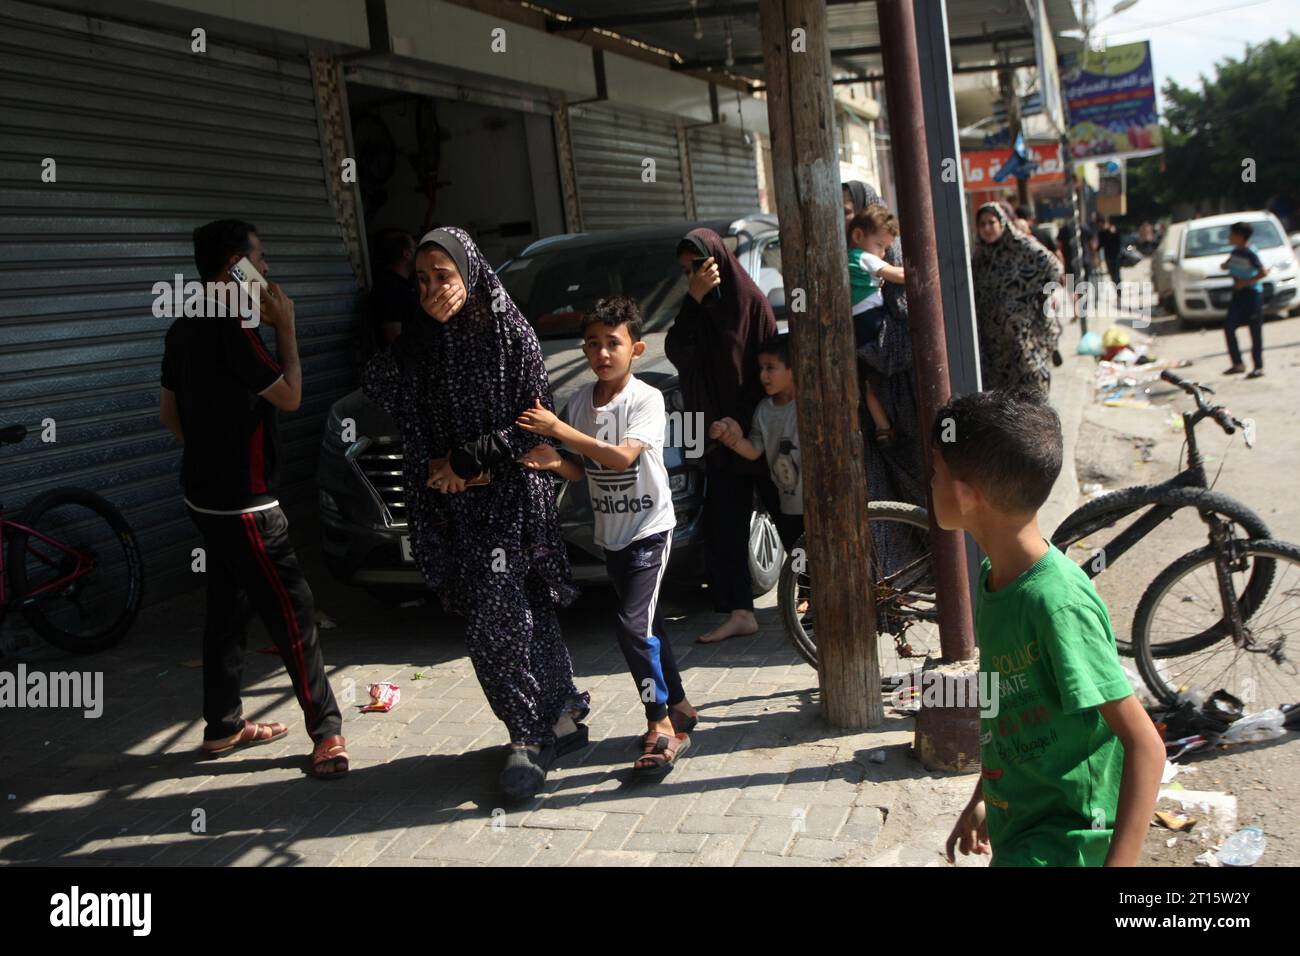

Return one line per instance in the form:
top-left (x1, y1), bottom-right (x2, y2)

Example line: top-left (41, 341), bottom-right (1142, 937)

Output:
top-left (759, 0), bottom-right (881, 729)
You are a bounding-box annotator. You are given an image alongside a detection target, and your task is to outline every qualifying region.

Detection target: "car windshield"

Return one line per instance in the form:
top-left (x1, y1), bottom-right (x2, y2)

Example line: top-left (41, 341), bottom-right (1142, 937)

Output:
top-left (497, 235), bottom-right (738, 340)
top-left (1184, 220), bottom-right (1284, 258)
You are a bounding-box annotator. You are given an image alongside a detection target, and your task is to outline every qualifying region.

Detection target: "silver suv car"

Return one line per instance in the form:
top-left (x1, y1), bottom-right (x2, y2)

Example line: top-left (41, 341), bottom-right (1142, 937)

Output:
top-left (318, 214), bottom-right (787, 601)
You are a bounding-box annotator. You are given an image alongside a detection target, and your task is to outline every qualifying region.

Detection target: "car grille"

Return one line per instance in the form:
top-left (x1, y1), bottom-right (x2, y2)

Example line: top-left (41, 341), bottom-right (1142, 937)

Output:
top-left (355, 440), bottom-right (407, 528)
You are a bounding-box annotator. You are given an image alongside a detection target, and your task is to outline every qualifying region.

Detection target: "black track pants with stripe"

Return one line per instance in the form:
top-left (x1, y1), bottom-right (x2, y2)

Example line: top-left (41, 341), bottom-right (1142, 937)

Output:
top-left (188, 505), bottom-right (342, 743)
top-left (604, 530), bottom-right (684, 722)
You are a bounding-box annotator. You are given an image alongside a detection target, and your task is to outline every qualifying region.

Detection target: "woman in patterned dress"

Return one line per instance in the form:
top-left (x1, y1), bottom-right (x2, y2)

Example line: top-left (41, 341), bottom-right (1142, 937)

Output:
top-left (971, 202), bottom-right (1063, 396)
top-left (841, 182), bottom-right (928, 589)
top-left (362, 227), bottom-right (588, 802)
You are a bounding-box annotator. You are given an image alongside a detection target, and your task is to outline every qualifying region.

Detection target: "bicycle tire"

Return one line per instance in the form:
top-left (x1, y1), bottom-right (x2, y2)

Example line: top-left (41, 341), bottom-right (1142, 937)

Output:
top-left (1051, 485), bottom-right (1273, 654)
top-left (7, 487), bottom-right (144, 654)
top-left (1133, 538), bottom-right (1300, 706)
top-left (778, 500), bottom-right (931, 670)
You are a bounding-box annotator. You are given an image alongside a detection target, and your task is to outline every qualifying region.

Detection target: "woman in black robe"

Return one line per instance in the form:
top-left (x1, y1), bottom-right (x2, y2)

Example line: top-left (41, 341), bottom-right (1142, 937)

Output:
top-left (362, 227), bottom-right (588, 801)
top-left (841, 182), bottom-right (928, 577)
top-left (665, 228), bottom-right (778, 644)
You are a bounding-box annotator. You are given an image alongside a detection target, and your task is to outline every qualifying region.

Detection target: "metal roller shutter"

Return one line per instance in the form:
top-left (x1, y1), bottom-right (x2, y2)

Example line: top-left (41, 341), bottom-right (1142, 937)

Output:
top-left (0, 0), bottom-right (360, 610)
top-left (568, 102), bottom-right (688, 230)
top-left (687, 124), bottom-right (760, 219)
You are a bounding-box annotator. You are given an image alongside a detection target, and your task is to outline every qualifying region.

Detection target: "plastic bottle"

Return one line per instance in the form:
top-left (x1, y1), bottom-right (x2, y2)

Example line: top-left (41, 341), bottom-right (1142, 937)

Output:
top-left (1216, 827), bottom-right (1266, 867)
top-left (1219, 709), bottom-right (1286, 745)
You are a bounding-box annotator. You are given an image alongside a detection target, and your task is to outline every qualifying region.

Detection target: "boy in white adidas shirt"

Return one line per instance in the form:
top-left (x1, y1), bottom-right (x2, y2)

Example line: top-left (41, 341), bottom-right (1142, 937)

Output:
top-left (517, 295), bottom-right (698, 775)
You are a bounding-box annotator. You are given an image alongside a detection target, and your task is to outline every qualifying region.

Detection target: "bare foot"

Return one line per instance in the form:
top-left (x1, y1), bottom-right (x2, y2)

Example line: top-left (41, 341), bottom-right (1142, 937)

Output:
top-left (697, 610), bottom-right (759, 644)
top-left (553, 713), bottom-right (578, 738)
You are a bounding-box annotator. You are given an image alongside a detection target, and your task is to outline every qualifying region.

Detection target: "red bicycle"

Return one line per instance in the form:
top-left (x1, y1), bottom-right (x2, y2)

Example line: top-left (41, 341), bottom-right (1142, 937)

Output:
top-left (1, 425), bottom-right (143, 654)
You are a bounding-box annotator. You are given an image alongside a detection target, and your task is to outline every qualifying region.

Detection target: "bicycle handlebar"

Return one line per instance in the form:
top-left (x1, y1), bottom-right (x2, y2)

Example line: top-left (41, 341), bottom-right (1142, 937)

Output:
top-left (1159, 370), bottom-right (1244, 436)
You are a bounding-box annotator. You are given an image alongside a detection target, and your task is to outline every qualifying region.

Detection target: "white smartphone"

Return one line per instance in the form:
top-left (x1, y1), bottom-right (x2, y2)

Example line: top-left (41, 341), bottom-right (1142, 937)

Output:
top-left (229, 255), bottom-right (267, 289)
top-left (229, 256), bottom-right (268, 327)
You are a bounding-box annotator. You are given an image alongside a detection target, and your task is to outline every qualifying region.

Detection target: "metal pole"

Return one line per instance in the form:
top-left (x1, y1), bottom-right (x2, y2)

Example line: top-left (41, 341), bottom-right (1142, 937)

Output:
top-left (877, 0), bottom-right (975, 663)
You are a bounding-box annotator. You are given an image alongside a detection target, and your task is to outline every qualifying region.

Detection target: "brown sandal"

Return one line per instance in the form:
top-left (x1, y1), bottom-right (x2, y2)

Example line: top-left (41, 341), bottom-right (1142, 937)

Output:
top-left (633, 731), bottom-right (690, 776)
top-left (311, 735), bottom-right (350, 780)
top-left (201, 719), bottom-right (288, 757)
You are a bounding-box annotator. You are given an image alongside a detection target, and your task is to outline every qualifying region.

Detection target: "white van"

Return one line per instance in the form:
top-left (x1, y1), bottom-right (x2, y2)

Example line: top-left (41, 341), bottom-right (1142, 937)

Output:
top-left (1164, 211), bottom-right (1299, 323)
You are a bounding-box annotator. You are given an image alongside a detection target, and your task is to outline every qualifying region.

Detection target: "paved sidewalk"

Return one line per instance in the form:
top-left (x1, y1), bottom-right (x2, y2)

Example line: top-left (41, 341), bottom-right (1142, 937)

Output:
top-left (0, 556), bottom-right (995, 867)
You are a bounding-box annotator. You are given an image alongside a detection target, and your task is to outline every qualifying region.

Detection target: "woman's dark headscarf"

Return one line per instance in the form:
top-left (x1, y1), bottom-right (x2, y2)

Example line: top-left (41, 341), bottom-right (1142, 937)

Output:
top-left (363, 226), bottom-right (575, 611)
top-left (665, 228), bottom-right (777, 447)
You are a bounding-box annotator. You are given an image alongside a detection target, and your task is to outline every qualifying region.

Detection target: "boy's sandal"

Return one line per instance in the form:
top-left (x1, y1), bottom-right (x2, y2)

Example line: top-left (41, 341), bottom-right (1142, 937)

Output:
top-left (1246, 368), bottom-right (1264, 379)
top-left (311, 735), bottom-right (349, 780)
top-left (633, 731), bottom-right (690, 776)
top-left (628, 710), bottom-right (697, 750)
top-left (1224, 365), bottom-right (1246, 374)
top-left (200, 719), bottom-right (288, 757)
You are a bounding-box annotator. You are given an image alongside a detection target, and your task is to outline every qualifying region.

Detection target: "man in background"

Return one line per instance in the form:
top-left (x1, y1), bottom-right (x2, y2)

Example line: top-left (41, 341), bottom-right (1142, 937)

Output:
top-left (368, 228), bottom-right (421, 347)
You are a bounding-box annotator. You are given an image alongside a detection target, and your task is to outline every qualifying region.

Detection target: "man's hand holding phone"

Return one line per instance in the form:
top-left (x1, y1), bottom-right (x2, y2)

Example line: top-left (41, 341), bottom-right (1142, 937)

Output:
top-left (258, 282), bottom-right (296, 330)
top-left (688, 256), bottom-right (722, 304)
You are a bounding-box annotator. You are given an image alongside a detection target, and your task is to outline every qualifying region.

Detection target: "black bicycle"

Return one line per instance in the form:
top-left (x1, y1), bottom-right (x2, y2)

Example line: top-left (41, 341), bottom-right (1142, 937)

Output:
top-left (1050, 371), bottom-right (1273, 656)
top-left (0, 425), bottom-right (144, 653)
top-left (779, 372), bottom-right (1299, 708)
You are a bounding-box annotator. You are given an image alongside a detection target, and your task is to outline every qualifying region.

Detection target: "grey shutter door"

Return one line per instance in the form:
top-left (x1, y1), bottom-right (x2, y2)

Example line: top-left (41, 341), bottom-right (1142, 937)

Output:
top-left (568, 103), bottom-right (687, 230)
top-left (0, 0), bottom-right (360, 608)
top-left (687, 125), bottom-right (760, 219)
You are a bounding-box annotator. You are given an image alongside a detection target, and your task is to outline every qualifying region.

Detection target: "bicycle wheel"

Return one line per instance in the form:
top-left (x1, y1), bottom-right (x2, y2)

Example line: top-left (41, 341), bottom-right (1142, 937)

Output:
top-left (1051, 485), bottom-right (1272, 655)
top-left (1133, 539), bottom-right (1300, 708)
top-left (778, 501), bottom-right (937, 683)
top-left (7, 487), bottom-right (144, 654)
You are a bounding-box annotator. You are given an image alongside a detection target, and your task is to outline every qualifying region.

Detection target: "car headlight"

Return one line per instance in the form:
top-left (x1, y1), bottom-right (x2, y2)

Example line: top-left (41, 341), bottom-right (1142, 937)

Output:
top-left (669, 473), bottom-right (688, 494)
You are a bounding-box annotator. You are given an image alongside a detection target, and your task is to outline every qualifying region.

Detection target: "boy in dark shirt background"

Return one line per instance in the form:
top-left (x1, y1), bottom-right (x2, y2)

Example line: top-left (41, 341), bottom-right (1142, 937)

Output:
top-left (1221, 221), bottom-right (1268, 378)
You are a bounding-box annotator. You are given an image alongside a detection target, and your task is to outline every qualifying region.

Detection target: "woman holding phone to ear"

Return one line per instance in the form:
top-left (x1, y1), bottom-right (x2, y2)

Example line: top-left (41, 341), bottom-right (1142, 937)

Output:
top-left (666, 228), bottom-right (778, 644)
top-left (361, 227), bottom-right (589, 802)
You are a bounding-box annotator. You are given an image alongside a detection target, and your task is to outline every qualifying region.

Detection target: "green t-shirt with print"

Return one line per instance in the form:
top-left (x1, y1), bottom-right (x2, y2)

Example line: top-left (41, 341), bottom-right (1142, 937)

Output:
top-left (976, 544), bottom-right (1132, 867)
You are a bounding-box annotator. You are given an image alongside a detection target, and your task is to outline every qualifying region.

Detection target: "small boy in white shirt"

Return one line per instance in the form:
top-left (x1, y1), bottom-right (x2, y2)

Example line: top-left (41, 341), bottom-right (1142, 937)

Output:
top-left (517, 295), bottom-right (697, 775)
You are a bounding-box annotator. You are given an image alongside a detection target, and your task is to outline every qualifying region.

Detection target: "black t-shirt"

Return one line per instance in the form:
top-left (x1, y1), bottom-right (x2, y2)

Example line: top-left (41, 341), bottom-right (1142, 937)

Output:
top-left (1098, 227), bottom-right (1121, 260)
top-left (369, 269), bottom-right (421, 332)
top-left (161, 314), bottom-right (283, 511)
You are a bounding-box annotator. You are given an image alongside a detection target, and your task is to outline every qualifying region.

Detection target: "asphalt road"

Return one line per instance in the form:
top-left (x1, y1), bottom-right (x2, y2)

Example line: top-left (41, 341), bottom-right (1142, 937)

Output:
top-left (1068, 281), bottom-right (1300, 867)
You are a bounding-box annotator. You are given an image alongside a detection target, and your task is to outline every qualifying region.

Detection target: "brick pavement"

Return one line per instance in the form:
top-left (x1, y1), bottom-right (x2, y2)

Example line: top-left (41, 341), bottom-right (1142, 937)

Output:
top-left (0, 572), bottom-right (986, 867)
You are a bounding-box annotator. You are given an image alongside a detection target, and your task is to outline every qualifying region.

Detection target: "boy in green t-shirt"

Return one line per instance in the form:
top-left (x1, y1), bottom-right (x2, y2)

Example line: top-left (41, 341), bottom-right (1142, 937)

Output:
top-left (932, 390), bottom-right (1165, 866)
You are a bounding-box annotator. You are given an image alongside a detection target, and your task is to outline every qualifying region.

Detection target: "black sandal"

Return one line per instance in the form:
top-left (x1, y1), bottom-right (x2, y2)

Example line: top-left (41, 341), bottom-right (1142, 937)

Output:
top-left (499, 744), bottom-right (555, 802)
top-left (555, 722), bottom-right (589, 756)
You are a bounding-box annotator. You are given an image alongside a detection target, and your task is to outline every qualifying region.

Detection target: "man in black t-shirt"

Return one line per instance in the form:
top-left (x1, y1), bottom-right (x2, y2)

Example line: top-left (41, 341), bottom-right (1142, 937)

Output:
top-left (1096, 214), bottom-right (1122, 286)
top-left (367, 228), bottom-right (421, 348)
top-left (160, 219), bottom-right (346, 778)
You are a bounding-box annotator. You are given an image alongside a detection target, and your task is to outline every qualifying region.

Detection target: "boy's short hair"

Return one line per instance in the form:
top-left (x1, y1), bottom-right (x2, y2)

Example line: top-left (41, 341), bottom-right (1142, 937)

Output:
top-left (1229, 221), bottom-right (1253, 240)
top-left (757, 332), bottom-right (791, 367)
top-left (931, 389), bottom-right (1062, 514)
top-left (193, 219), bottom-right (256, 282)
top-left (849, 204), bottom-right (899, 239)
top-left (582, 295), bottom-right (643, 341)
